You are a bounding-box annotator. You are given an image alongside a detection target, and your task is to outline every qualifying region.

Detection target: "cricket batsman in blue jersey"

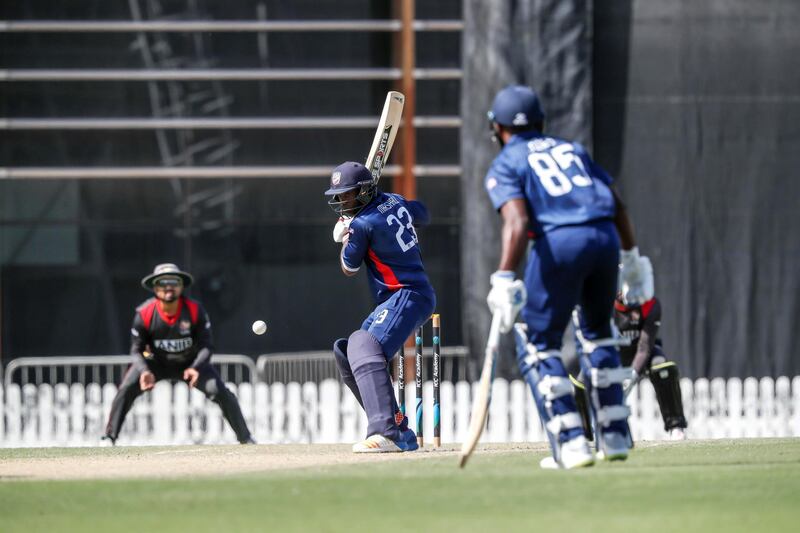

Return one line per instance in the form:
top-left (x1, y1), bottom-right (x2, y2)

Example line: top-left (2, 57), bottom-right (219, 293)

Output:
top-left (483, 85), bottom-right (653, 469)
top-left (325, 161), bottom-right (436, 453)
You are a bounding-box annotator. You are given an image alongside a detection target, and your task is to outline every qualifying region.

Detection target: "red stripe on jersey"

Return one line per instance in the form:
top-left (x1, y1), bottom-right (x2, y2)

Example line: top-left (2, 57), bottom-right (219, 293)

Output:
top-left (641, 298), bottom-right (656, 319)
top-left (184, 297), bottom-right (199, 324)
top-left (367, 249), bottom-right (404, 290)
top-left (139, 299), bottom-right (157, 330)
top-left (614, 300), bottom-right (628, 313)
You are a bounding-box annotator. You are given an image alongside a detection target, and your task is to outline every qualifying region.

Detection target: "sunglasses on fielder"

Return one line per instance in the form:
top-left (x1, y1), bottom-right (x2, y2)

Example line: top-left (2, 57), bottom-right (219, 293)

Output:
top-left (154, 277), bottom-right (183, 288)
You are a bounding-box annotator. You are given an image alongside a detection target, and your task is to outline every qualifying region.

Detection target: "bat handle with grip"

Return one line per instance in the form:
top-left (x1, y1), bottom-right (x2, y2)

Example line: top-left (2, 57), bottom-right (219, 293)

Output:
top-left (485, 310), bottom-right (503, 352)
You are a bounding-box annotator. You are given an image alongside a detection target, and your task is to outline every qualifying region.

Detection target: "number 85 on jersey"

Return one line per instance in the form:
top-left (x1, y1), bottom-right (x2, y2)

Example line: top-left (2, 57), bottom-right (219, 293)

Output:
top-left (528, 143), bottom-right (594, 197)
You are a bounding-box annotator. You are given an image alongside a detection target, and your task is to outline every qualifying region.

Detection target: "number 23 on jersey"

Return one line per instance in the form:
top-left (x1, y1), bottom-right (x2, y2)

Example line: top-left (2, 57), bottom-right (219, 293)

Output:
top-left (386, 206), bottom-right (418, 252)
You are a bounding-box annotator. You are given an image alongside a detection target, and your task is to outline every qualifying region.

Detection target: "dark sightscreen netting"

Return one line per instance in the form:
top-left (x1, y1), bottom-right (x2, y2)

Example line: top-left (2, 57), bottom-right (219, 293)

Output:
top-left (0, 177), bottom-right (462, 357)
top-left (461, 0), bottom-right (592, 378)
top-left (462, 0), bottom-right (799, 379)
top-left (594, 0), bottom-right (800, 378)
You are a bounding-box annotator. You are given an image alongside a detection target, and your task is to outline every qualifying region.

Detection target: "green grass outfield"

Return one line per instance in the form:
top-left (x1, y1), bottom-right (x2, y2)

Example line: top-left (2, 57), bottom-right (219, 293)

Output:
top-left (1, 439), bottom-right (799, 532)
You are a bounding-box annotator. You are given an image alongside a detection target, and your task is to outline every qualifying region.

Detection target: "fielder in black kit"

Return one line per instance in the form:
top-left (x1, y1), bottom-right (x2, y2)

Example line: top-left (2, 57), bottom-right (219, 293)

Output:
top-left (614, 294), bottom-right (688, 440)
top-left (102, 263), bottom-right (254, 445)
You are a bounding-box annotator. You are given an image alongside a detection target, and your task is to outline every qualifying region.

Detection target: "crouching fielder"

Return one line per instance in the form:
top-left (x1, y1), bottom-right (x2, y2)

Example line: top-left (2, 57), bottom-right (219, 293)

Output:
top-left (325, 162), bottom-right (436, 453)
top-left (103, 263), bottom-right (254, 445)
top-left (483, 85), bottom-right (652, 469)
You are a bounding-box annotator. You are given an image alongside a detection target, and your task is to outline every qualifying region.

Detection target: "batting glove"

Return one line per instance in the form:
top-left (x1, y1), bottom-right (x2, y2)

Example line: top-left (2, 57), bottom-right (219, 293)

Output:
top-left (619, 247), bottom-right (654, 305)
top-left (620, 247), bottom-right (643, 283)
top-left (333, 217), bottom-right (352, 243)
top-left (486, 270), bottom-right (527, 333)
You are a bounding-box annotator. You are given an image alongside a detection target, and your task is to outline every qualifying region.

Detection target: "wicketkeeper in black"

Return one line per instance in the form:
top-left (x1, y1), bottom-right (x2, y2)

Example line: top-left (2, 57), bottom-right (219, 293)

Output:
top-left (571, 292), bottom-right (688, 441)
top-left (103, 263), bottom-right (254, 445)
top-left (613, 293), bottom-right (688, 439)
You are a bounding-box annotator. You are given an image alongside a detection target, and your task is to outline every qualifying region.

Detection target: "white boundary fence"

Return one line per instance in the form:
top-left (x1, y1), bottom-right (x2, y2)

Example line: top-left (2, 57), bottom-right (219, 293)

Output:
top-left (2, 376), bottom-right (799, 447)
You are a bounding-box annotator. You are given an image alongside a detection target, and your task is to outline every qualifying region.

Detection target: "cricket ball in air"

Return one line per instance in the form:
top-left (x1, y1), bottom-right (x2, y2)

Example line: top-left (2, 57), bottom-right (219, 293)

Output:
top-left (252, 320), bottom-right (267, 335)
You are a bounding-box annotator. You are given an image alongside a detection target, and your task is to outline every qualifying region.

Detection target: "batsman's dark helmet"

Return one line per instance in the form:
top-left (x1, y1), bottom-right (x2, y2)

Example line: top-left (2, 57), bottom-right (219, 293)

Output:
top-left (487, 85), bottom-right (546, 128)
top-left (324, 161), bottom-right (376, 217)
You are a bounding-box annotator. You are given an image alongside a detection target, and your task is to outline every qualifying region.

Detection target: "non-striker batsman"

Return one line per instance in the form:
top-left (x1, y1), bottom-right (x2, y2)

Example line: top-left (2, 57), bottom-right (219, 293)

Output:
top-left (326, 162), bottom-right (436, 453)
top-left (483, 85), bottom-right (653, 468)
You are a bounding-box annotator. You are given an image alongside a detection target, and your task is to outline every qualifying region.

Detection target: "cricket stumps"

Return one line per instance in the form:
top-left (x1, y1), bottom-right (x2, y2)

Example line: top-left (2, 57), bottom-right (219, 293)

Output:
top-left (397, 314), bottom-right (442, 449)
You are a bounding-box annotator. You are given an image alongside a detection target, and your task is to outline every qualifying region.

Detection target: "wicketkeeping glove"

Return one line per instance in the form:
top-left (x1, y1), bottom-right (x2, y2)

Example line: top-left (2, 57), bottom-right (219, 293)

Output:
top-left (332, 217), bottom-right (352, 243)
top-left (486, 271), bottom-right (527, 333)
top-left (619, 247), bottom-right (654, 305)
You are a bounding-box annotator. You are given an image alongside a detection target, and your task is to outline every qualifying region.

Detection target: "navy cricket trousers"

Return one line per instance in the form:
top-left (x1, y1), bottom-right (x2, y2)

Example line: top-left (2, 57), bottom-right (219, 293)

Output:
top-left (522, 219), bottom-right (620, 350)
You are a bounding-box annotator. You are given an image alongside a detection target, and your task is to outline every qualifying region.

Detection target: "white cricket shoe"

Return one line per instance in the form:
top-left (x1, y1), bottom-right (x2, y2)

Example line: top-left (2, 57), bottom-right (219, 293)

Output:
top-left (560, 435), bottom-right (595, 469)
top-left (668, 428), bottom-right (687, 441)
top-left (539, 436), bottom-right (595, 469)
top-left (597, 431), bottom-right (630, 461)
top-left (352, 434), bottom-right (403, 453)
top-left (539, 455), bottom-right (560, 470)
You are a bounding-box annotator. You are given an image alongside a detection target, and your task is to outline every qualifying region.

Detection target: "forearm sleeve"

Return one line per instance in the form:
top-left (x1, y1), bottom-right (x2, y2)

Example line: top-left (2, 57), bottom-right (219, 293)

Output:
top-left (631, 301), bottom-right (661, 374)
top-left (631, 332), bottom-right (654, 375)
top-left (190, 306), bottom-right (214, 368)
top-left (129, 315), bottom-right (149, 370)
top-left (191, 347), bottom-right (213, 369)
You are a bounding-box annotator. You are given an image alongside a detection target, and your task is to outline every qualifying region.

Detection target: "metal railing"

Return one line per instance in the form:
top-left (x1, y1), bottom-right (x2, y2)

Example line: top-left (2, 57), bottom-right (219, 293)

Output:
top-left (0, 116), bottom-right (461, 130)
top-left (3, 354), bottom-right (257, 389)
top-left (0, 16), bottom-right (461, 183)
top-left (0, 68), bottom-right (461, 82)
top-left (0, 165), bottom-right (462, 180)
top-left (0, 19), bottom-right (464, 33)
top-left (257, 346), bottom-right (469, 385)
top-left (1, 349), bottom-right (468, 388)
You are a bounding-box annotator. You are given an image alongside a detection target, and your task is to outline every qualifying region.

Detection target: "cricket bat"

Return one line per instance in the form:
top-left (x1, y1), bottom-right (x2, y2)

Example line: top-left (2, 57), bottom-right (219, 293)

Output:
top-left (365, 91), bottom-right (405, 185)
top-left (458, 311), bottom-right (503, 468)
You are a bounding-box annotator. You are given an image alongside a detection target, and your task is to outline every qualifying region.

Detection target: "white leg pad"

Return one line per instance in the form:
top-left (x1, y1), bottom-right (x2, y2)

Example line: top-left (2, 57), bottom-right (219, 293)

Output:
top-left (571, 311), bottom-right (631, 355)
top-left (596, 405), bottom-right (631, 427)
top-left (590, 367), bottom-right (634, 388)
top-left (514, 323), bottom-right (562, 366)
top-left (536, 375), bottom-right (574, 401)
top-left (522, 345), bottom-right (562, 367)
top-left (545, 412), bottom-right (584, 435)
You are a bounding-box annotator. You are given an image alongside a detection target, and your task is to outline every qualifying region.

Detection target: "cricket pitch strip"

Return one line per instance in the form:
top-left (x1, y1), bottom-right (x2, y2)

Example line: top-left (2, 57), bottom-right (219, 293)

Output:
top-left (0, 442), bottom-right (551, 481)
